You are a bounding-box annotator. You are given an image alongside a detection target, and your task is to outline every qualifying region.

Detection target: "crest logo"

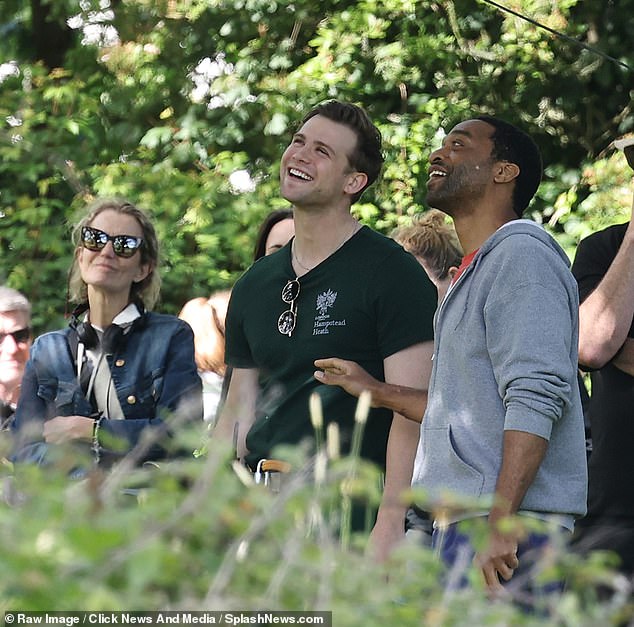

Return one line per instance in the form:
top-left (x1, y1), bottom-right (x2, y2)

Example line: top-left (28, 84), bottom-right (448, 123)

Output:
top-left (316, 289), bottom-right (337, 316)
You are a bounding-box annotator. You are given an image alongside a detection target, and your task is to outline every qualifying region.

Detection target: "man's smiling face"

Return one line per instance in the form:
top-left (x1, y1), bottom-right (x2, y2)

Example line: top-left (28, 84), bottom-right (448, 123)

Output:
top-left (426, 119), bottom-right (498, 216)
top-left (280, 114), bottom-right (359, 210)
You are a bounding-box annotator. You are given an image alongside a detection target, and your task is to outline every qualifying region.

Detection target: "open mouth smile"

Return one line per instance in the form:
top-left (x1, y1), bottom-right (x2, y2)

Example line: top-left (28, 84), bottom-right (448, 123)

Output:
top-left (288, 168), bottom-right (313, 181)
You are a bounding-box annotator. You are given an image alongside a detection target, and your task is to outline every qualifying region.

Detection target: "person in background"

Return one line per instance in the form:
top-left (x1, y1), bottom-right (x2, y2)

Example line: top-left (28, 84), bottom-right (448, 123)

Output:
top-left (216, 100), bottom-right (436, 560)
top-left (12, 198), bottom-right (202, 469)
top-left (0, 286), bottom-right (32, 430)
top-left (178, 289), bottom-right (231, 424)
top-left (390, 209), bottom-right (462, 303)
top-left (570, 139), bottom-right (634, 579)
top-left (253, 208), bottom-right (295, 260)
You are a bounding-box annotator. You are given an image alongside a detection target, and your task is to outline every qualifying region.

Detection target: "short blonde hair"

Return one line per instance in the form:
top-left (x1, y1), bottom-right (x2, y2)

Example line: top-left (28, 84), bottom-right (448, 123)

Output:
top-left (391, 210), bottom-right (463, 281)
top-left (178, 290), bottom-right (231, 376)
top-left (68, 198), bottom-right (161, 309)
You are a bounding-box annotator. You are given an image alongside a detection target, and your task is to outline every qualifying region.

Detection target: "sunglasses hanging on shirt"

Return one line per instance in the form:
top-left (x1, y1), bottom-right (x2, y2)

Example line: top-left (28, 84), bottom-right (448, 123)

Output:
top-left (278, 279), bottom-right (300, 337)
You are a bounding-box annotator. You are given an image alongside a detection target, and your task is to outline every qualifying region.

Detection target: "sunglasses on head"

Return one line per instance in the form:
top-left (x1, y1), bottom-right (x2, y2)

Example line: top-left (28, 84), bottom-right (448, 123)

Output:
top-left (0, 327), bottom-right (31, 345)
top-left (278, 279), bottom-right (300, 337)
top-left (81, 226), bottom-right (144, 258)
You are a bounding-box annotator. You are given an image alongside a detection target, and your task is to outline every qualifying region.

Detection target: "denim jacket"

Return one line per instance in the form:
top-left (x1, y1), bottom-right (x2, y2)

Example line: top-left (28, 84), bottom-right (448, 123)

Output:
top-left (12, 312), bottom-right (203, 465)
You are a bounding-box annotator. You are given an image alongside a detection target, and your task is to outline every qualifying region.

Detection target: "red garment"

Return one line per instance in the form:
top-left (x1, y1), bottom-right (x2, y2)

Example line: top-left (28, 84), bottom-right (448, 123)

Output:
top-left (451, 248), bottom-right (479, 284)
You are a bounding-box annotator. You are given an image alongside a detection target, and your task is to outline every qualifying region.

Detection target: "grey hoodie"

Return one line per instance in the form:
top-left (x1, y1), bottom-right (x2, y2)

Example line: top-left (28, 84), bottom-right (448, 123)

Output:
top-left (412, 220), bottom-right (587, 523)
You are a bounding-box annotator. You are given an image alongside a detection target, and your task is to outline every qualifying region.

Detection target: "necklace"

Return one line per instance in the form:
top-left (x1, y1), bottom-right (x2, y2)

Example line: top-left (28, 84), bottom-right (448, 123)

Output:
top-left (292, 245), bottom-right (313, 273)
top-left (292, 221), bottom-right (360, 274)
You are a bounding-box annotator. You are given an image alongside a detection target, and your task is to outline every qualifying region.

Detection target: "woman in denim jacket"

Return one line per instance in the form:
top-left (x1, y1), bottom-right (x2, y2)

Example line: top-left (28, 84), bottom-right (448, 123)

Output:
top-left (12, 198), bottom-right (202, 468)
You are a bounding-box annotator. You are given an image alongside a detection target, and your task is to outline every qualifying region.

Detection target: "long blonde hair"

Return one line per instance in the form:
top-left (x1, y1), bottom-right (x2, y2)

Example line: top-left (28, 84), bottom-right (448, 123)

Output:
top-left (68, 198), bottom-right (161, 309)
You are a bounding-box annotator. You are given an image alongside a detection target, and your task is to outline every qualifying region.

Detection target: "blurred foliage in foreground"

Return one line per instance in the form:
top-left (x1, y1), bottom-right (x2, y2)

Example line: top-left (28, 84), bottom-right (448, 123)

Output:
top-left (0, 423), bottom-right (632, 625)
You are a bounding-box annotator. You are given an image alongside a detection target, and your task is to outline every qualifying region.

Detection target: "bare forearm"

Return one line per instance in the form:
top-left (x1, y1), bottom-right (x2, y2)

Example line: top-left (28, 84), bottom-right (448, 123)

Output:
top-left (213, 368), bottom-right (259, 459)
top-left (379, 416), bottom-right (420, 510)
top-left (314, 357), bottom-right (427, 422)
top-left (370, 382), bottom-right (427, 423)
top-left (578, 224), bottom-right (634, 368)
top-left (490, 430), bottom-right (548, 523)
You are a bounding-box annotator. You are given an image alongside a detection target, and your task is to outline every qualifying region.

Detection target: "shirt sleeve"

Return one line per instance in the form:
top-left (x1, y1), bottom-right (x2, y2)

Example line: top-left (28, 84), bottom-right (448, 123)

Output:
top-left (372, 248), bottom-right (437, 359)
top-left (224, 274), bottom-right (258, 368)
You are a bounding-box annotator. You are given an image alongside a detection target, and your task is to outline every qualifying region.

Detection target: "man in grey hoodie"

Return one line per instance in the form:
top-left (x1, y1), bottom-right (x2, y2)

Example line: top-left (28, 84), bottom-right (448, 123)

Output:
top-left (315, 116), bottom-right (588, 595)
top-left (416, 115), bottom-right (587, 593)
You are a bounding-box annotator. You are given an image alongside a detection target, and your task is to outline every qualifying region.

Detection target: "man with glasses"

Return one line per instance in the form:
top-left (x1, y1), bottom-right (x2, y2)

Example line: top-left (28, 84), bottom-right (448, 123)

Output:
top-left (0, 286), bottom-right (32, 429)
top-left (216, 101), bottom-right (436, 558)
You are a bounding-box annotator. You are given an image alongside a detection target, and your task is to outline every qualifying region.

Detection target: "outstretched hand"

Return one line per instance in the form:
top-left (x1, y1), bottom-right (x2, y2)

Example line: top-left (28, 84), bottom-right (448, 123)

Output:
top-left (314, 357), bottom-right (379, 405)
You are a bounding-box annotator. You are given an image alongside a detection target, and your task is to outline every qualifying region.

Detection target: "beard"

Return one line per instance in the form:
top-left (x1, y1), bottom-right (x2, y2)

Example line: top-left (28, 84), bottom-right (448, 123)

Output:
top-left (426, 162), bottom-right (490, 215)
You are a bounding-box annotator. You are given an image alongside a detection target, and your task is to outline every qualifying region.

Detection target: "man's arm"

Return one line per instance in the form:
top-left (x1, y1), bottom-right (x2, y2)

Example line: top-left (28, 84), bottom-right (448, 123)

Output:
top-left (213, 367), bottom-right (259, 461)
top-left (577, 200), bottom-right (634, 369)
top-left (475, 430), bottom-right (548, 592)
top-left (313, 358), bottom-right (427, 423)
top-left (368, 341), bottom-right (433, 562)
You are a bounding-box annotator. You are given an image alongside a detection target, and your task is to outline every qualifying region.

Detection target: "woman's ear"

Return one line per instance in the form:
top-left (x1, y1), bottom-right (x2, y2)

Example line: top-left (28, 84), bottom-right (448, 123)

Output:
top-left (133, 262), bottom-right (152, 284)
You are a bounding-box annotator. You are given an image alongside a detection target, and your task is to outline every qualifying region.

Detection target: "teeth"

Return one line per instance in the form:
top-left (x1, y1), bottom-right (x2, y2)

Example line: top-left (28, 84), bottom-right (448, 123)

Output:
top-left (430, 170), bottom-right (447, 177)
top-left (289, 168), bottom-right (313, 181)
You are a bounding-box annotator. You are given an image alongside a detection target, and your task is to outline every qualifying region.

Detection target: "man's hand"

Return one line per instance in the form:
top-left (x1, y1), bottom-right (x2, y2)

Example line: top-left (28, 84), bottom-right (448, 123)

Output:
top-left (43, 415), bottom-right (94, 443)
top-left (474, 523), bottom-right (520, 595)
top-left (314, 358), bottom-right (380, 404)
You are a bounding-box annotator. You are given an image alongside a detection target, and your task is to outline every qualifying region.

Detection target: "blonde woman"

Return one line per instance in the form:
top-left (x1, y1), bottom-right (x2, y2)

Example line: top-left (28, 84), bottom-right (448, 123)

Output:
top-left (13, 198), bottom-right (202, 468)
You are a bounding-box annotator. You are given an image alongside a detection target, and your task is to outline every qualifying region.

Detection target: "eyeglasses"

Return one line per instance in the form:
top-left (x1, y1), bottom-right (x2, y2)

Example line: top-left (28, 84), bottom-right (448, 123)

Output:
top-left (278, 279), bottom-right (300, 337)
top-left (0, 327), bottom-right (31, 346)
top-left (81, 226), bottom-right (144, 258)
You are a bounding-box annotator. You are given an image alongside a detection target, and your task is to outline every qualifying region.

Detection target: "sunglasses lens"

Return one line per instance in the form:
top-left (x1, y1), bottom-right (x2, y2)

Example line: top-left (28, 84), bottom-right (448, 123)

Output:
top-left (0, 328), bottom-right (31, 345)
top-left (13, 328), bottom-right (31, 343)
top-left (113, 236), bottom-right (141, 258)
top-left (281, 280), bottom-right (300, 303)
top-left (82, 226), bottom-right (104, 251)
top-left (278, 310), bottom-right (296, 336)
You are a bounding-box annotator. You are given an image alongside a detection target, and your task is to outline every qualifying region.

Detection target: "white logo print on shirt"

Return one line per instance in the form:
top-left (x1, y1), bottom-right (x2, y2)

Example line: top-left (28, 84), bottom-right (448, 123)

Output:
top-left (313, 289), bottom-right (347, 335)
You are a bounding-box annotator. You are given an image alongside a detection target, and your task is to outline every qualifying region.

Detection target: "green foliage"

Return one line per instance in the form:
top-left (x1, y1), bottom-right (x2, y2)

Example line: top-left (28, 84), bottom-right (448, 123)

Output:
top-left (0, 0), bottom-right (633, 333)
top-left (0, 430), bottom-right (632, 623)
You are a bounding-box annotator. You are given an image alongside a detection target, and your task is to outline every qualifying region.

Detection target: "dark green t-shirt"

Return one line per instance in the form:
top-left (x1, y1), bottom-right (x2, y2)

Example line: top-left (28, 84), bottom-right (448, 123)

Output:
top-left (225, 226), bottom-right (436, 470)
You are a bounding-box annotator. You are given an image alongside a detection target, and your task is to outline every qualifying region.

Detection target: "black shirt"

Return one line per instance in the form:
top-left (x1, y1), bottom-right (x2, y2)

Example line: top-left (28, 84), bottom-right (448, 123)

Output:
top-left (571, 222), bottom-right (634, 519)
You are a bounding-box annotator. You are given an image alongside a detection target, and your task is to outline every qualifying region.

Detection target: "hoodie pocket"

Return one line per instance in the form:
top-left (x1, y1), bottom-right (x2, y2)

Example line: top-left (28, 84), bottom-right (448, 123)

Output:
top-left (419, 424), bottom-right (485, 499)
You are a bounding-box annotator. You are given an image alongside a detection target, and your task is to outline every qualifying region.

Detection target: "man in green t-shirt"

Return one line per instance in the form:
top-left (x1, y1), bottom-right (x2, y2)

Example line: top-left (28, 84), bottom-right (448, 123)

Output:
top-left (215, 100), bottom-right (436, 560)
